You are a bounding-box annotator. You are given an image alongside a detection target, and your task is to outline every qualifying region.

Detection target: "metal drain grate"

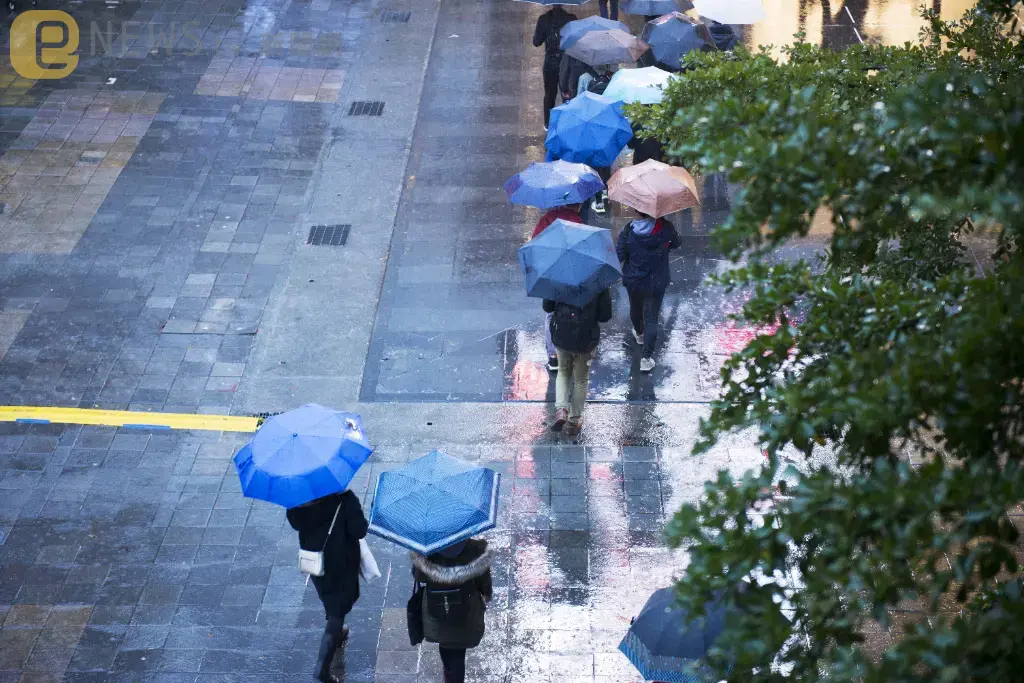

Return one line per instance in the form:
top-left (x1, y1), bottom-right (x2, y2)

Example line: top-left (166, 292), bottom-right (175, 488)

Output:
top-left (348, 101), bottom-right (385, 117)
top-left (381, 10), bottom-right (411, 23)
top-left (307, 224), bottom-right (351, 246)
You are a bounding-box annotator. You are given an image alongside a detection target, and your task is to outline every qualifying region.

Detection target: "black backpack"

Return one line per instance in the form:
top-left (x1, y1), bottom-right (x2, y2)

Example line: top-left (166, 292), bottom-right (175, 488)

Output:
top-left (424, 582), bottom-right (476, 623)
top-left (550, 300), bottom-right (600, 353)
top-left (587, 72), bottom-right (612, 95)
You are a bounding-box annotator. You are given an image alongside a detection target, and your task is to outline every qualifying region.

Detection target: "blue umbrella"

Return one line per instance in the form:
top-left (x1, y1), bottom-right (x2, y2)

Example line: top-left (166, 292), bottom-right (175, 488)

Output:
top-left (233, 404), bottom-right (372, 509)
top-left (368, 450), bottom-right (500, 555)
top-left (515, 0), bottom-right (590, 4)
top-left (504, 160), bottom-right (604, 209)
top-left (546, 92), bottom-right (633, 169)
top-left (641, 12), bottom-right (716, 71)
top-left (560, 16), bottom-right (630, 50)
top-left (621, 0), bottom-right (695, 15)
top-left (619, 587), bottom-right (730, 682)
top-left (517, 219), bottom-right (622, 307)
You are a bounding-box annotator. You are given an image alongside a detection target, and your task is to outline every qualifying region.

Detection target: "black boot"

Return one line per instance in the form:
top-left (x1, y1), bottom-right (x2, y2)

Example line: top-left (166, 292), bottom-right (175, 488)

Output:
top-left (313, 630), bottom-right (343, 683)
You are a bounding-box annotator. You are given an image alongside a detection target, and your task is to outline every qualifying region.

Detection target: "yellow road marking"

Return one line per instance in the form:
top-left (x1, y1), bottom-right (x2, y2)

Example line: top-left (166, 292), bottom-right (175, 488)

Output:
top-left (0, 406), bottom-right (258, 432)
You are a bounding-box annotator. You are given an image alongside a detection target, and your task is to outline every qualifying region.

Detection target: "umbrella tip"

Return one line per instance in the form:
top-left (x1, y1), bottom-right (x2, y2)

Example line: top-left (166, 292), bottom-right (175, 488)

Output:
top-left (292, 433), bottom-right (298, 437)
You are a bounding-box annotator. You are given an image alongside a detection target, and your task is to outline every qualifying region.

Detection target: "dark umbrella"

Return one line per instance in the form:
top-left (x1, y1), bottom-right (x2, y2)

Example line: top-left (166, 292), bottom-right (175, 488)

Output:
top-left (515, 0), bottom-right (591, 4)
top-left (565, 29), bottom-right (649, 66)
top-left (640, 12), bottom-right (716, 71)
top-left (518, 219), bottom-right (622, 307)
top-left (620, 0), bottom-right (695, 16)
top-left (619, 587), bottom-right (730, 682)
top-left (560, 16), bottom-right (630, 50)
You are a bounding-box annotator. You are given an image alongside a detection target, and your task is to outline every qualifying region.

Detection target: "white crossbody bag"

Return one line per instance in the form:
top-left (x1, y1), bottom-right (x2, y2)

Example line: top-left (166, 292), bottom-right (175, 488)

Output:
top-left (298, 503), bottom-right (341, 577)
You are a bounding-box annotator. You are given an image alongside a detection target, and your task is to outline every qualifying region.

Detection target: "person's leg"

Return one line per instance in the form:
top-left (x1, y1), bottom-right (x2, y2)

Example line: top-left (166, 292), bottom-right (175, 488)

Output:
top-left (642, 290), bottom-right (665, 358)
top-left (542, 58), bottom-right (560, 128)
top-left (438, 646), bottom-right (467, 683)
top-left (569, 350), bottom-right (593, 420)
top-left (314, 615), bottom-right (347, 682)
top-left (610, 0), bottom-right (619, 21)
top-left (553, 347), bottom-right (572, 430)
top-left (598, 0), bottom-right (608, 18)
top-left (627, 289), bottom-right (644, 339)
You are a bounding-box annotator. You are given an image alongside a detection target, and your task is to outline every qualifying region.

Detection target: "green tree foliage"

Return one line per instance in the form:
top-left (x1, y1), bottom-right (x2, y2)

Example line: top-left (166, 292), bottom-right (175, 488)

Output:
top-left (634, 2), bottom-right (1024, 680)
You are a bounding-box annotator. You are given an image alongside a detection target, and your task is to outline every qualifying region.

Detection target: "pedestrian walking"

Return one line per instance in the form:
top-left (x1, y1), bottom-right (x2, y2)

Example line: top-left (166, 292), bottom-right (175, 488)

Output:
top-left (599, 0), bottom-right (620, 20)
top-left (287, 490), bottom-right (369, 683)
top-left (559, 51), bottom-right (594, 102)
top-left (533, 5), bottom-right (578, 129)
top-left (544, 287), bottom-right (614, 434)
top-left (616, 212), bottom-right (680, 373)
top-left (627, 133), bottom-right (666, 165)
top-left (533, 204), bottom-right (584, 371)
top-left (575, 66), bottom-right (615, 218)
top-left (412, 539), bottom-right (494, 683)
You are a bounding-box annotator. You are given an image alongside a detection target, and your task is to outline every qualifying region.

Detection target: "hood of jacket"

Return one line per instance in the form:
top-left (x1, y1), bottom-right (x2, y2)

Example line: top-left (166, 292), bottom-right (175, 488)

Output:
top-left (411, 545), bottom-right (495, 585)
top-left (629, 219), bottom-right (666, 245)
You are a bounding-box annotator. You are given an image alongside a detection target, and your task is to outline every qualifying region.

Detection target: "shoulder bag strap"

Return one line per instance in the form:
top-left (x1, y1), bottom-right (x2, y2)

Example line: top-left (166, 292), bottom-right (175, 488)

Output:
top-left (321, 503), bottom-right (342, 552)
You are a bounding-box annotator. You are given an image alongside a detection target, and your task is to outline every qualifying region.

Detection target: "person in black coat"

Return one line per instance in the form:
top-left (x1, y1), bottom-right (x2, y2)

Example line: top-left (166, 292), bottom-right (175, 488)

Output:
top-left (616, 213), bottom-right (680, 373)
top-left (412, 539), bottom-right (494, 683)
top-left (559, 52), bottom-right (594, 103)
top-left (543, 289), bottom-right (614, 435)
top-left (533, 5), bottom-right (577, 129)
top-left (628, 134), bottom-right (666, 165)
top-left (287, 490), bottom-right (369, 683)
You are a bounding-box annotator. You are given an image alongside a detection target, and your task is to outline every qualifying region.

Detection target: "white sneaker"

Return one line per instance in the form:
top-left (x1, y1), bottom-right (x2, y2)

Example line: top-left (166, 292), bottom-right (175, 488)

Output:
top-left (632, 328), bottom-right (643, 345)
top-left (593, 198), bottom-right (606, 214)
top-left (640, 357), bottom-right (656, 373)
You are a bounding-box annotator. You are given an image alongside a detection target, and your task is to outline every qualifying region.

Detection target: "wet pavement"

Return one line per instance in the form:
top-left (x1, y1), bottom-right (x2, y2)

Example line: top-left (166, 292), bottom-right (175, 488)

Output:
top-left (0, 0), bottom-right (981, 681)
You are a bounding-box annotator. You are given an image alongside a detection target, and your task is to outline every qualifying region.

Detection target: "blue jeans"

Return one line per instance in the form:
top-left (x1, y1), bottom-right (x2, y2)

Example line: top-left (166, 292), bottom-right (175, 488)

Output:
top-left (599, 0), bottom-right (618, 20)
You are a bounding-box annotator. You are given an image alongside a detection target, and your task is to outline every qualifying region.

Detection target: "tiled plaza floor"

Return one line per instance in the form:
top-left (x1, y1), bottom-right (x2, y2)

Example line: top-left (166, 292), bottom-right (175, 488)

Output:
top-left (0, 0), bottom-right (986, 681)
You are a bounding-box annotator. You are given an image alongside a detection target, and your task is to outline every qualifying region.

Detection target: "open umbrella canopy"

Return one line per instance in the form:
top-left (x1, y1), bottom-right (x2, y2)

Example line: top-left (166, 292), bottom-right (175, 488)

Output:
top-left (546, 91), bottom-right (633, 169)
top-left (560, 16), bottom-right (630, 50)
top-left (641, 12), bottom-right (716, 70)
top-left (693, 0), bottom-right (766, 24)
top-left (608, 159), bottom-right (700, 217)
top-left (368, 450), bottom-right (500, 555)
top-left (619, 587), bottom-right (730, 683)
top-left (620, 0), bottom-right (695, 15)
top-left (565, 29), bottom-right (649, 66)
top-left (233, 404), bottom-right (373, 509)
top-left (518, 219), bottom-right (622, 307)
top-left (602, 66), bottom-right (673, 104)
top-left (504, 160), bottom-right (604, 209)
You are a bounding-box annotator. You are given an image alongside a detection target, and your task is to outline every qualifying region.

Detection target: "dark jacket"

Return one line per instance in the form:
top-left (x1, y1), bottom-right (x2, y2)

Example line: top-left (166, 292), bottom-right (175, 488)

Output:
top-left (412, 539), bottom-right (494, 649)
top-left (559, 54), bottom-right (594, 100)
top-left (709, 22), bottom-right (739, 51)
top-left (533, 7), bottom-right (577, 60)
top-left (628, 135), bottom-right (665, 165)
top-left (287, 491), bottom-right (368, 619)
top-left (543, 289), bottom-right (614, 353)
top-left (616, 219), bottom-right (680, 293)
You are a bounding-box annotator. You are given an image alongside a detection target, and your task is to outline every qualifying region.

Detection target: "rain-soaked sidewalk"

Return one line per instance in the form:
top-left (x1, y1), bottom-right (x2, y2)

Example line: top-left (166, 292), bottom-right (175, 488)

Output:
top-left (1, 0), bottom-right (967, 681)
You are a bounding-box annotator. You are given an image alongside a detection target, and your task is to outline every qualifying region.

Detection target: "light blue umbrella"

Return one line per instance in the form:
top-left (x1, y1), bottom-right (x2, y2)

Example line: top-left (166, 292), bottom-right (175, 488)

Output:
top-left (603, 66), bottom-right (673, 104)
top-left (517, 219), bottom-right (622, 307)
top-left (233, 404), bottom-right (373, 509)
top-left (621, 0), bottom-right (695, 15)
top-left (546, 91), bottom-right (633, 169)
top-left (504, 160), bottom-right (604, 208)
top-left (560, 16), bottom-right (630, 50)
top-left (368, 450), bottom-right (500, 555)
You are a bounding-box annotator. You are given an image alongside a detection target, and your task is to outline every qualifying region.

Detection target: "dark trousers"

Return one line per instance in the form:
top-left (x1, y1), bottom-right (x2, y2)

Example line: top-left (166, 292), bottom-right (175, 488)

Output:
top-left (599, 0), bottom-right (618, 20)
top-left (439, 646), bottom-right (467, 683)
top-left (542, 57), bottom-right (561, 127)
top-left (628, 289), bottom-right (665, 357)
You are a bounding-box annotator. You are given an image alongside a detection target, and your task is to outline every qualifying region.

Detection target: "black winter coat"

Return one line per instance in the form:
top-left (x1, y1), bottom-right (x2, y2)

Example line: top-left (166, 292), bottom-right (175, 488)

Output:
top-left (543, 289), bottom-right (613, 354)
top-left (533, 7), bottom-right (577, 59)
top-left (287, 491), bottom-right (368, 620)
top-left (616, 219), bottom-right (680, 293)
top-left (628, 135), bottom-right (665, 165)
top-left (412, 539), bottom-right (494, 649)
top-left (559, 54), bottom-right (594, 100)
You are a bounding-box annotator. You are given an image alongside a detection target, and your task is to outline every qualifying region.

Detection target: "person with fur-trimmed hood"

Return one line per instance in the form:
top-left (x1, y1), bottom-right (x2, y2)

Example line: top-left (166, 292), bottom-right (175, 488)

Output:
top-left (411, 538), bottom-right (494, 683)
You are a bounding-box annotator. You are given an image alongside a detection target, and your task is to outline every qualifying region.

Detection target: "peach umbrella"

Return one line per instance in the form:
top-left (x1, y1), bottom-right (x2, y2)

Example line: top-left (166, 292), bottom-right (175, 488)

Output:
top-left (607, 159), bottom-right (700, 217)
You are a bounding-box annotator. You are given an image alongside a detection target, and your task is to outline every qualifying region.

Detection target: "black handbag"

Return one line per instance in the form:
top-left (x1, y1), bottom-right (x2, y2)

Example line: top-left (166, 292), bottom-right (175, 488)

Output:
top-left (407, 581), bottom-right (425, 646)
